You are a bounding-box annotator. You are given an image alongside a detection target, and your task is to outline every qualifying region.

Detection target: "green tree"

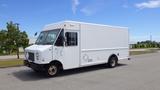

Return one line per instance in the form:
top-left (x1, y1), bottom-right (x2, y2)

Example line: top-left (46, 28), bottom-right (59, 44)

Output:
top-left (20, 31), bottom-right (29, 50)
top-left (0, 30), bottom-right (7, 54)
top-left (6, 21), bottom-right (29, 59)
top-left (131, 40), bottom-right (160, 49)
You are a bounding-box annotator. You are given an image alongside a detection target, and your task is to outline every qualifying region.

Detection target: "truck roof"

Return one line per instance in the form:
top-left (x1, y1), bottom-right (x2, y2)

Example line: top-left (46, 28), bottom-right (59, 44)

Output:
top-left (43, 20), bottom-right (128, 31)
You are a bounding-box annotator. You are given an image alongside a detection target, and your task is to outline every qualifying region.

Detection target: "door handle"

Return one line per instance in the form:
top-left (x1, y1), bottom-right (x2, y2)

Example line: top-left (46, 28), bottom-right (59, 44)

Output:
top-left (49, 48), bottom-right (52, 51)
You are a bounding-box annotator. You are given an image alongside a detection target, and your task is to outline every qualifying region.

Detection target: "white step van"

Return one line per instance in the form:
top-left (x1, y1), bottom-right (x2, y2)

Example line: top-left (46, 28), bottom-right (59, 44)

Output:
top-left (24, 21), bottom-right (129, 77)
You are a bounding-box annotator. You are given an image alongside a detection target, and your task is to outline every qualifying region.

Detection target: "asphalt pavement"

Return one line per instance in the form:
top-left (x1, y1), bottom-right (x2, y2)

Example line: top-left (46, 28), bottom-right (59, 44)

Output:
top-left (0, 52), bottom-right (160, 90)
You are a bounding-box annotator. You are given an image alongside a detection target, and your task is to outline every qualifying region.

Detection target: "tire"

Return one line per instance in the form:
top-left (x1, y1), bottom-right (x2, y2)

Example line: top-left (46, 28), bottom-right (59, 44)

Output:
top-left (108, 56), bottom-right (118, 68)
top-left (45, 64), bottom-right (59, 77)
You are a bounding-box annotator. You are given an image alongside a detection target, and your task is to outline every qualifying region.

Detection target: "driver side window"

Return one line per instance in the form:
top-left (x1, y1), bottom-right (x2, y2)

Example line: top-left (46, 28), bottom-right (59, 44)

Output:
top-left (65, 32), bottom-right (78, 46)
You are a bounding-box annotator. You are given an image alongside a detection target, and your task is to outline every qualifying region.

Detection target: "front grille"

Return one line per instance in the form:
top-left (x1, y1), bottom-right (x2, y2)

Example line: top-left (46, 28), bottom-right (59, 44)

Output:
top-left (28, 52), bottom-right (35, 61)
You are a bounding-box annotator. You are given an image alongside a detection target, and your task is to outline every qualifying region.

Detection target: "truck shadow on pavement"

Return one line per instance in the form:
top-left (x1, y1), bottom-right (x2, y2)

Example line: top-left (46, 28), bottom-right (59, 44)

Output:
top-left (12, 63), bottom-right (127, 81)
top-left (12, 69), bottom-right (47, 81)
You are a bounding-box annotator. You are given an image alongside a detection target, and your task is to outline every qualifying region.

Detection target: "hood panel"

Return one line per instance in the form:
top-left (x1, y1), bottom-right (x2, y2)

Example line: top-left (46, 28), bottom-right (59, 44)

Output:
top-left (25, 45), bottom-right (52, 52)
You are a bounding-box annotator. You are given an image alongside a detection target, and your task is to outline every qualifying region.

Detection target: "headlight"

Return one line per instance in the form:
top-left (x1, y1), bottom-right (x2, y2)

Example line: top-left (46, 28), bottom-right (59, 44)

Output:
top-left (36, 52), bottom-right (39, 60)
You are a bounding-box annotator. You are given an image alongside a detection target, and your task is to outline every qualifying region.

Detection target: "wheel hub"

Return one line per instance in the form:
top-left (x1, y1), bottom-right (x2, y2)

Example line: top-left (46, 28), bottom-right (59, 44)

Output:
top-left (48, 65), bottom-right (57, 76)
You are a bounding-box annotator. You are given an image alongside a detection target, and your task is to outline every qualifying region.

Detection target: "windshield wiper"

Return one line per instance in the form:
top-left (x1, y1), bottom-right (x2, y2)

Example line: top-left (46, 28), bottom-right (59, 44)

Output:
top-left (43, 42), bottom-right (52, 45)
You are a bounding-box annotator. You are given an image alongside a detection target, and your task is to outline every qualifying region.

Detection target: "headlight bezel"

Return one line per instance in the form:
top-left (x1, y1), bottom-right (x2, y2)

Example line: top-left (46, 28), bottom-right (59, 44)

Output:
top-left (36, 52), bottom-right (40, 60)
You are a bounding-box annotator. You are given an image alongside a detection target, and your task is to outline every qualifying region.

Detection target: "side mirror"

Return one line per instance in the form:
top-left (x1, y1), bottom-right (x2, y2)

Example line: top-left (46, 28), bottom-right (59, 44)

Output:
top-left (34, 32), bottom-right (38, 36)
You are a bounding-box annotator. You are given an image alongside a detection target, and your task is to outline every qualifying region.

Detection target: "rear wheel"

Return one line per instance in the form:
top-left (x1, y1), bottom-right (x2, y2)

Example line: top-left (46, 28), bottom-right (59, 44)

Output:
top-left (46, 64), bottom-right (59, 77)
top-left (108, 56), bottom-right (118, 68)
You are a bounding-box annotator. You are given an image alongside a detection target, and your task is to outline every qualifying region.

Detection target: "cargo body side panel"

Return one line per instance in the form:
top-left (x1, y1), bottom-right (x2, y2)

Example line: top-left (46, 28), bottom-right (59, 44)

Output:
top-left (80, 23), bottom-right (129, 66)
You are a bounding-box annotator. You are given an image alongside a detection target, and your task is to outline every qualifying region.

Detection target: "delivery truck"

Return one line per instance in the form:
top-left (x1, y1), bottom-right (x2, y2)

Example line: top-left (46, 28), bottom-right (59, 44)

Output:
top-left (24, 21), bottom-right (129, 77)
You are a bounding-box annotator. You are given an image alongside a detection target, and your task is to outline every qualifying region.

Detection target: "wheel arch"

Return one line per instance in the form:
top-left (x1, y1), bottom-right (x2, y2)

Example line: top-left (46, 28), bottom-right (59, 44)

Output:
top-left (49, 60), bottom-right (63, 70)
top-left (108, 54), bottom-right (118, 62)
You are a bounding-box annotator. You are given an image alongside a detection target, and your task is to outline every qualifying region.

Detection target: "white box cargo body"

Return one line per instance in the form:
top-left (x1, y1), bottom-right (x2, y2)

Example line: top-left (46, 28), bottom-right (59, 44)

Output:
top-left (24, 21), bottom-right (129, 76)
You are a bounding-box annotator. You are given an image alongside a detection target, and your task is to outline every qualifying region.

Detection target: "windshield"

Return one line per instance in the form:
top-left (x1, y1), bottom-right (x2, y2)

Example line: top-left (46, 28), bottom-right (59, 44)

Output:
top-left (35, 29), bottom-right (60, 45)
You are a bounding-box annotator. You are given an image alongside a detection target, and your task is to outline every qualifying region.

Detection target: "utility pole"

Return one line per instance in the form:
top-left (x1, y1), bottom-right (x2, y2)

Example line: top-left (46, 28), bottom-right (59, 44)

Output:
top-left (15, 23), bottom-right (19, 30)
top-left (150, 35), bottom-right (152, 42)
top-left (14, 23), bottom-right (20, 59)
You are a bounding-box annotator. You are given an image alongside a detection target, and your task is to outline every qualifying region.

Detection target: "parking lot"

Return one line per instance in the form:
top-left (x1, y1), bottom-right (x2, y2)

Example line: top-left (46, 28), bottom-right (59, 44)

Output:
top-left (0, 52), bottom-right (160, 90)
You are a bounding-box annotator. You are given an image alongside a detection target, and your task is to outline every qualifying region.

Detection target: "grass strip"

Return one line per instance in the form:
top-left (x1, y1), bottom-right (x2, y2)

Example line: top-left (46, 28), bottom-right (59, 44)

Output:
top-left (130, 49), bottom-right (159, 56)
top-left (0, 59), bottom-right (23, 68)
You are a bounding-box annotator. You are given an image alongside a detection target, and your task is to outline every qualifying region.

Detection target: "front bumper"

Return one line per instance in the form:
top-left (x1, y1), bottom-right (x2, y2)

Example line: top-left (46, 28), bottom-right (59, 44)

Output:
top-left (24, 60), bottom-right (47, 71)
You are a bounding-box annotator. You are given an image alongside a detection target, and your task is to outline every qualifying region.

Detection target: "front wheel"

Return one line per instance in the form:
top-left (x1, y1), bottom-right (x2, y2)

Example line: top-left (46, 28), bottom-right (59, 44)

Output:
top-left (108, 56), bottom-right (118, 68)
top-left (45, 64), bottom-right (59, 77)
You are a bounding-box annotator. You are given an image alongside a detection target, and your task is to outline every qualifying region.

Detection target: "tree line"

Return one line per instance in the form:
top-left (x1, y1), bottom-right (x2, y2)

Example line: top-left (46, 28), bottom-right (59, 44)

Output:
top-left (0, 21), bottom-right (29, 59)
top-left (131, 40), bottom-right (160, 49)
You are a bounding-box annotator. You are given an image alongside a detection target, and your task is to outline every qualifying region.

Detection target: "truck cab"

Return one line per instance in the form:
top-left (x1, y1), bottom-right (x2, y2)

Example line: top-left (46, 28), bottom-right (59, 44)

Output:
top-left (24, 23), bottom-right (80, 76)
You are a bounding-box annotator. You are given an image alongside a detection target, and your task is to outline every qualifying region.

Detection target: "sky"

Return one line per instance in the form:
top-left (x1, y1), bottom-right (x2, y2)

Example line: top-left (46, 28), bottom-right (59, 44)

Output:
top-left (0, 0), bottom-right (160, 43)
